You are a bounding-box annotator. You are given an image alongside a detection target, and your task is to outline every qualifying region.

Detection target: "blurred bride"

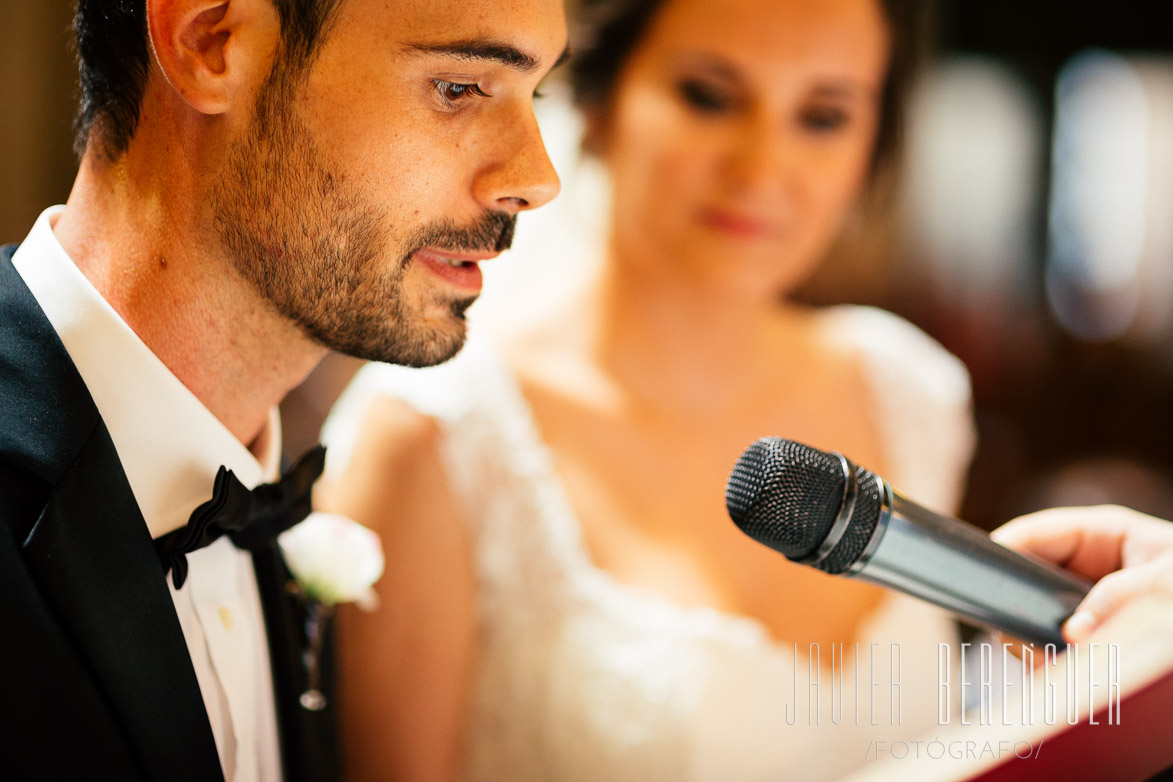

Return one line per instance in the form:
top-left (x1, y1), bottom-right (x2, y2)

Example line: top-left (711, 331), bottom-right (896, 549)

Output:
top-left (321, 0), bottom-right (975, 778)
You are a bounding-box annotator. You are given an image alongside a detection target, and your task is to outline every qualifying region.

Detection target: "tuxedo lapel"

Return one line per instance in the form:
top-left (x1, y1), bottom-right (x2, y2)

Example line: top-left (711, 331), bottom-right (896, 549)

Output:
top-left (2, 245), bottom-right (223, 782)
top-left (22, 429), bottom-right (225, 782)
top-left (254, 548), bottom-right (341, 782)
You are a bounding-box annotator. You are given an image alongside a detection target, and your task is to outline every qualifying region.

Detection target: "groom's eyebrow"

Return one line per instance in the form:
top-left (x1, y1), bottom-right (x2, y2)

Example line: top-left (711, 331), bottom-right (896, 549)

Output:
top-left (407, 38), bottom-right (572, 73)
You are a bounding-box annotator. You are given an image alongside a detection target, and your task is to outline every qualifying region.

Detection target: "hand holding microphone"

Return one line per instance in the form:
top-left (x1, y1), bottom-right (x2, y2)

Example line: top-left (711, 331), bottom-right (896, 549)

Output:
top-left (992, 506), bottom-right (1173, 642)
top-left (724, 437), bottom-right (1093, 646)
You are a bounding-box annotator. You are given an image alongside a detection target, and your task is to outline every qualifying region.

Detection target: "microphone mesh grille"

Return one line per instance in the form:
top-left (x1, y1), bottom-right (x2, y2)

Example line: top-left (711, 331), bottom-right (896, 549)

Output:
top-left (813, 466), bottom-right (882, 575)
top-left (725, 438), bottom-right (846, 560)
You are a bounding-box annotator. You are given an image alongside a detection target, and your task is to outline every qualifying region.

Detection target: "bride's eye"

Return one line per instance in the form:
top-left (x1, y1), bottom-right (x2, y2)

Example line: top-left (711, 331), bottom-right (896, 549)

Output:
top-left (678, 78), bottom-right (733, 114)
top-left (798, 104), bottom-right (852, 133)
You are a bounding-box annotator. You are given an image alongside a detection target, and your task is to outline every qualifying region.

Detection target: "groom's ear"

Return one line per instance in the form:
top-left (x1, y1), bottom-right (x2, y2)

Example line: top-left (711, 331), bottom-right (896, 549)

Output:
top-left (145, 0), bottom-right (281, 116)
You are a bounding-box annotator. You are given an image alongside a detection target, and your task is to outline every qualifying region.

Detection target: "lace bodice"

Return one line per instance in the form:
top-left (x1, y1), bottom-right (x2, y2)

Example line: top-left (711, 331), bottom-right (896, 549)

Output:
top-left (324, 305), bottom-right (976, 782)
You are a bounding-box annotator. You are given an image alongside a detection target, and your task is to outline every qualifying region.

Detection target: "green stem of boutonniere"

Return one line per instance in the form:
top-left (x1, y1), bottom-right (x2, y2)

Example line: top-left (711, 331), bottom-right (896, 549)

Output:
top-left (299, 601), bottom-right (335, 712)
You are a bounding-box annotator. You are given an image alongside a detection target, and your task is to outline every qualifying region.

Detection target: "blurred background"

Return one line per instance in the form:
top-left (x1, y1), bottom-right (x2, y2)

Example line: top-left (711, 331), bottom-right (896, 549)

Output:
top-left (3, 0), bottom-right (1171, 530)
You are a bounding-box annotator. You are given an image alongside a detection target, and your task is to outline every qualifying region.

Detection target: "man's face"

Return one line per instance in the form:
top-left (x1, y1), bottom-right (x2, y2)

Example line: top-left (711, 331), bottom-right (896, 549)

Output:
top-left (212, 0), bottom-right (566, 366)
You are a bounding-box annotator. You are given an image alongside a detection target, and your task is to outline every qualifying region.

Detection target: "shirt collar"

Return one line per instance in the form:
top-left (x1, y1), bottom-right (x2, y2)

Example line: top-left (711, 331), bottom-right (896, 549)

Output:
top-left (12, 206), bottom-right (282, 539)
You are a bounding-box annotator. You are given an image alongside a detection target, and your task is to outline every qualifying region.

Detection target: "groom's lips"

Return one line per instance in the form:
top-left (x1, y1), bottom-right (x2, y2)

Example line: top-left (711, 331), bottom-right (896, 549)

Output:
top-left (413, 247), bottom-right (500, 293)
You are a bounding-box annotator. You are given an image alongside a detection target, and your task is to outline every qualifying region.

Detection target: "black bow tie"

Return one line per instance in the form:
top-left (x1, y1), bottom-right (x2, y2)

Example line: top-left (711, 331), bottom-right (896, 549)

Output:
top-left (156, 445), bottom-right (327, 589)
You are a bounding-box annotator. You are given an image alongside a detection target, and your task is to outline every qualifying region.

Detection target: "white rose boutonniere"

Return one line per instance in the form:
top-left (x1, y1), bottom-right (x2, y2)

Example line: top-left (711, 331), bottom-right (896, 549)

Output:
top-left (278, 511), bottom-right (385, 609)
top-left (278, 511), bottom-right (385, 710)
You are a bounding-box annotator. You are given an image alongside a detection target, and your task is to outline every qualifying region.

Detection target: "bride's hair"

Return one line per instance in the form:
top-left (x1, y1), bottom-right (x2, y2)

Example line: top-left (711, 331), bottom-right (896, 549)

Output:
top-left (568, 0), bottom-right (929, 177)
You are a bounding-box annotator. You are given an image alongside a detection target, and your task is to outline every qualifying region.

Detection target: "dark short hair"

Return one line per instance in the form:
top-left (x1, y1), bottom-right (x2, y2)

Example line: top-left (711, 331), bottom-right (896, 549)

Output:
top-left (73, 0), bottom-right (345, 160)
top-left (568, 0), bottom-right (929, 176)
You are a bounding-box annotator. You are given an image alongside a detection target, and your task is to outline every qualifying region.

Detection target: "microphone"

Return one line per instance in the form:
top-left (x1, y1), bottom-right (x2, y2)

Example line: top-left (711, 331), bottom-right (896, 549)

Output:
top-left (724, 437), bottom-right (1092, 646)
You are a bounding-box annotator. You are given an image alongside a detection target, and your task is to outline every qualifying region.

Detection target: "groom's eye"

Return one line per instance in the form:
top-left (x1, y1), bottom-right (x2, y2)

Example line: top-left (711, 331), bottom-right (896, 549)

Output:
top-left (433, 80), bottom-right (491, 110)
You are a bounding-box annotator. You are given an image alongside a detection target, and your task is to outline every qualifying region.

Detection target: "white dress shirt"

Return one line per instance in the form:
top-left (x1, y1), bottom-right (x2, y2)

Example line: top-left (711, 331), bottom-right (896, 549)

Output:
top-left (12, 206), bottom-right (284, 782)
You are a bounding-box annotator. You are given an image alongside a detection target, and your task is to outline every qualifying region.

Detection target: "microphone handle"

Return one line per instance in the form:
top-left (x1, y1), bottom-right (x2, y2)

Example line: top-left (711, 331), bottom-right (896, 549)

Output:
top-left (851, 485), bottom-right (1093, 646)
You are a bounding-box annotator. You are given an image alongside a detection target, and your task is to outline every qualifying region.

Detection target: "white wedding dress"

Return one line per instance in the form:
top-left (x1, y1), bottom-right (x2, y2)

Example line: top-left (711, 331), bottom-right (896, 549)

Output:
top-left (323, 305), bottom-right (976, 782)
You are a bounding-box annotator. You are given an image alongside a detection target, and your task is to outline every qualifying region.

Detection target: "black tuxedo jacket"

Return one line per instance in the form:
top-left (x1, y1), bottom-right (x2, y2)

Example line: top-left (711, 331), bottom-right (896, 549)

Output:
top-left (0, 244), bottom-right (339, 781)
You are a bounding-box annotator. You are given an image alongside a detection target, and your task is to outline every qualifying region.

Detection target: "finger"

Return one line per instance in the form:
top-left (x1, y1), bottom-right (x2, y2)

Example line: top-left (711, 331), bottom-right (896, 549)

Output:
top-left (995, 505), bottom-right (1173, 578)
top-left (1063, 556), bottom-right (1173, 642)
top-left (991, 506), bottom-right (1132, 581)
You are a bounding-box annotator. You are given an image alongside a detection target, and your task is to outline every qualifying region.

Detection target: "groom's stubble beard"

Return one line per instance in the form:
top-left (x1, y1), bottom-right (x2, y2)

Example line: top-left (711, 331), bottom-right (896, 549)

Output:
top-left (210, 56), bottom-right (517, 368)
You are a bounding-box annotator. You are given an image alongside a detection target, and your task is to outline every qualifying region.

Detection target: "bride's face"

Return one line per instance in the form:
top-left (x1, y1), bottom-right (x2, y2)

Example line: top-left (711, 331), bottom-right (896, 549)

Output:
top-left (598, 0), bottom-right (890, 299)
